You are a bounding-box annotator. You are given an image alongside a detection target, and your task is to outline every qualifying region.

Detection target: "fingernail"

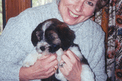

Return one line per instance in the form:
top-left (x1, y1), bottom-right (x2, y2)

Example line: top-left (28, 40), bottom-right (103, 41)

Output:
top-left (67, 50), bottom-right (71, 54)
top-left (54, 65), bottom-right (57, 69)
top-left (51, 55), bottom-right (56, 60)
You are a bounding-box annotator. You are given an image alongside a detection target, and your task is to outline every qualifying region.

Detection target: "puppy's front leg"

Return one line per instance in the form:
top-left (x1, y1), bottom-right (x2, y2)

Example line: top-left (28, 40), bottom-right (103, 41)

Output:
top-left (55, 48), bottom-right (67, 81)
top-left (69, 45), bottom-right (95, 81)
top-left (23, 50), bottom-right (42, 67)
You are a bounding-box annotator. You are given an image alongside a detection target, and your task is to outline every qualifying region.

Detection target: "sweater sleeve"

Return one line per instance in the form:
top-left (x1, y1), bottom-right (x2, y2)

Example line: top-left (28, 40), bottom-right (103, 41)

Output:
top-left (88, 27), bottom-right (107, 81)
top-left (0, 9), bottom-right (34, 81)
top-left (92, 36), bottom-right (107, 81)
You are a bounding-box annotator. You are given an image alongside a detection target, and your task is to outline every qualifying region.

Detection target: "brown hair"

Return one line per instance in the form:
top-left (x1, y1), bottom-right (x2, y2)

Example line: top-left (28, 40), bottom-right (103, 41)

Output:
top-left (95, 0), bottom-right (110, 12)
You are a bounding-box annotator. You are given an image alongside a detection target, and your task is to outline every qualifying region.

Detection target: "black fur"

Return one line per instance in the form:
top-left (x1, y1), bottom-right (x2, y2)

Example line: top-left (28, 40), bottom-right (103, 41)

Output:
top-left (42, 74), bottom-right (61, 81)
top-left (31, 18), bottom-right (75, 53)
top-left (70, 44), bottom-right (89, 65)
top-left (31, 18), bottom-right (89, 81)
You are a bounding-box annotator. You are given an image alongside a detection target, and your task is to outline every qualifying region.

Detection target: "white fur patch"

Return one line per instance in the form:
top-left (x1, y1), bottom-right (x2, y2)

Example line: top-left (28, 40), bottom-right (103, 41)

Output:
top-left (56, 48), bottom-right (64, 62)
top-left (55, 70), bottom-right (67, 81)
top-left (69, 46), bottom-right (83, 59)
top-left (22, 50), bottom-right (42, 67)
top-left (42, 21), bottom-right (52, 32)
top-left (53, 48), bottom-right (67, 81)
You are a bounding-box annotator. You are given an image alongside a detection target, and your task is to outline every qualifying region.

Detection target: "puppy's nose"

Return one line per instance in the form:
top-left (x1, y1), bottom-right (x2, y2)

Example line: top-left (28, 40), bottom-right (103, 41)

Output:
top-left (40, 46), bottom-right (45, 51)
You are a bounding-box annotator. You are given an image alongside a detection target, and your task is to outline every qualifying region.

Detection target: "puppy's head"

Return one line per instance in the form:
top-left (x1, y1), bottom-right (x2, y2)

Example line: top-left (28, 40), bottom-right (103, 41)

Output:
top-left (31, 18), bottom-right (75, 54)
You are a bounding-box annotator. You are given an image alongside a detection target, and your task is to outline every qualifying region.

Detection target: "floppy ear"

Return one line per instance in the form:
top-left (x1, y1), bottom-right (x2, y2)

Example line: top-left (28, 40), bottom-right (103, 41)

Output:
top-left (56, 21), bottom-right (75, 50)
top-left (31, 24), bottom-right (43, 46)
top-left (31, 20), bottom-right (53, 46)
top-left (48, 18), bottom-right (75, 50)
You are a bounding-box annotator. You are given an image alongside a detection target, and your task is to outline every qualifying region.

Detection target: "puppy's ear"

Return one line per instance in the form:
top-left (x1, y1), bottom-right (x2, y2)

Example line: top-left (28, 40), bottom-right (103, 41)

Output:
top-left (56, 21), bottom-right (75, 50)
top-left (49, 18), bottom-right (75, 50)
top-left (31, 20), bottom-right (52, 46)
top-left (31, 24), bottom-right (43, 46)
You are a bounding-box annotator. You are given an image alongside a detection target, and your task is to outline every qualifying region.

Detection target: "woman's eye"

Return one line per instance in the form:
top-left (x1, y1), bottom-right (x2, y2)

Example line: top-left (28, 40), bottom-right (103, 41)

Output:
top-left (87, 2), bottom-right (94, 6)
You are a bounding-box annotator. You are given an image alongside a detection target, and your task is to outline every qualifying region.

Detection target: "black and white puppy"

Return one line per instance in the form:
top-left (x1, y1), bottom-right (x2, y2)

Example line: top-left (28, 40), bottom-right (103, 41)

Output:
top-left (23, 18), bottom-right (95, 81)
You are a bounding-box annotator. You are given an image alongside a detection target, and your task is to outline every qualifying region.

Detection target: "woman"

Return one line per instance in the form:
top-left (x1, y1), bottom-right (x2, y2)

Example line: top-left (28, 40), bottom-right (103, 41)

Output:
top-left (0, 0), bottom-right (109, 81)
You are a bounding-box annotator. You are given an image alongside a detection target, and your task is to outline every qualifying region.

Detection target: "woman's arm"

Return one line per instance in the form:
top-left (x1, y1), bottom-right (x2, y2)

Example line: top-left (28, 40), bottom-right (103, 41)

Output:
top-left (59, 21), bottom-right (107, 81)
top-left (0, 9), bottom-right (35, 80)
top-left (59, 50), bottom-right (82, 81)
top-left (89, 34), bottom-right (107, 81)
top-left (0, 11), bottom-right (58, 80)
top-left (19, 55), bottom-right (58, 81)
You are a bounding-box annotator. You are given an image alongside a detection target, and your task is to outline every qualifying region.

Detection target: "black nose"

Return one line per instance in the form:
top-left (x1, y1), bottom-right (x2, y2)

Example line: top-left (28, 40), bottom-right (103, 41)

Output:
top-left (40, 46), bottom-right (45, 51)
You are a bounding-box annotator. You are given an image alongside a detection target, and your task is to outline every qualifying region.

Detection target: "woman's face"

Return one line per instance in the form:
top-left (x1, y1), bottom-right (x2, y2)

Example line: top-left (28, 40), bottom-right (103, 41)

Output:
top-left (58, 0), bottom-right (98, 25)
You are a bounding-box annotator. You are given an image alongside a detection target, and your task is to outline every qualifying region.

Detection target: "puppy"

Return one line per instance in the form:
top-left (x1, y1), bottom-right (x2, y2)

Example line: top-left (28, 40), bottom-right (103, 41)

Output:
top-left (23, 18), bottom-right (95, 81)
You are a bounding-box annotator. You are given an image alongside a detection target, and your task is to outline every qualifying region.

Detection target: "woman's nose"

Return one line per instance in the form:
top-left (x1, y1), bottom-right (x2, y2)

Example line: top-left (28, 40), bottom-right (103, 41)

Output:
top-left (75, 0), bottom-right (84, 12)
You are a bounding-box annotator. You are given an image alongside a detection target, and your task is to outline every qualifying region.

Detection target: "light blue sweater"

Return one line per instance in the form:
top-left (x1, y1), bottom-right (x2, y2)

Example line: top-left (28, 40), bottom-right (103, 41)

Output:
top-left (0, 0), bottom-right (107, 81)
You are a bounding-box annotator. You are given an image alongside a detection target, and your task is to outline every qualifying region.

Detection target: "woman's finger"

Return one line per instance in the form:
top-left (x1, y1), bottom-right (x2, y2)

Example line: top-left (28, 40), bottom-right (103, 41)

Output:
top-left (36, 67), bottom-right (55, 79)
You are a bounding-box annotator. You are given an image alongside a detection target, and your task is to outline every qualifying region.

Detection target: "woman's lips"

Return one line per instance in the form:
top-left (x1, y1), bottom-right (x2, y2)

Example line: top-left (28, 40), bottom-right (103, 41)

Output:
top-left (69, 11), bottom-right (79, 18)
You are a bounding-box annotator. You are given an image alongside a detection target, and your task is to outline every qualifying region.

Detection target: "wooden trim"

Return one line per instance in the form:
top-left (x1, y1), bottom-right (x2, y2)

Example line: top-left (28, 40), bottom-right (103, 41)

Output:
top-left (101, 6), bottom-right (109, 53)
top-left (2, 0), bottom-right (6, 28)
top-left (4, 0), bottom-right (31, 23)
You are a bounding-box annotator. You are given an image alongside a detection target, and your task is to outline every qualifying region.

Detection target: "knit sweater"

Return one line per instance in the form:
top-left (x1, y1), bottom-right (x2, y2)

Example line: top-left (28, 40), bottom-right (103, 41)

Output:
top-left (0, 0), bottom-right (107, 81)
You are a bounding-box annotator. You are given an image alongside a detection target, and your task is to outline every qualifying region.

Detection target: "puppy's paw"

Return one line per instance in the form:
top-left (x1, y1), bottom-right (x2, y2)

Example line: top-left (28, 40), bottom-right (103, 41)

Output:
top-left (69, 45), bottom-right (83, 59)
top-left (23, 53), bottom-right (39, 67)
top-left (23, 62), bottom-right (32, 67)
top-left (55, 69), bottom-right (67, 81)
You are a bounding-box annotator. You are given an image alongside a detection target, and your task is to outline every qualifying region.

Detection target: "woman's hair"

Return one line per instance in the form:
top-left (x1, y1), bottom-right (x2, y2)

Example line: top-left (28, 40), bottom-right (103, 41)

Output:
top-left (95, 0), bottom-right (110, 12)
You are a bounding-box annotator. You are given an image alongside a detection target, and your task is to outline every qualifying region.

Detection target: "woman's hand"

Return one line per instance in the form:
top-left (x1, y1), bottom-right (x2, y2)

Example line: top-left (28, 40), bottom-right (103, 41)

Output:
top-left (59, 49), bottom-right (82, 81)
top-left (19, 54), bottom-right (58, 81)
